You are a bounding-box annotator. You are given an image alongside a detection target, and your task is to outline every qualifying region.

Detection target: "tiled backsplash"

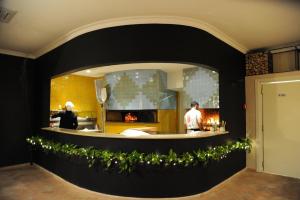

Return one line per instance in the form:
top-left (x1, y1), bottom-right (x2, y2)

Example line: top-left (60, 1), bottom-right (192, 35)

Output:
top-left (104, 69), bottom-right (176, 110)
top-left (183, 66), bottom-right (219, 108)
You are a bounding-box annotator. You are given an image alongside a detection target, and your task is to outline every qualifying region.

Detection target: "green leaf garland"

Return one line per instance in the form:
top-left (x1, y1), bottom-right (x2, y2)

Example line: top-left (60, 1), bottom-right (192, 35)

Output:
top-left (26, 136), bottom-right (252, 173)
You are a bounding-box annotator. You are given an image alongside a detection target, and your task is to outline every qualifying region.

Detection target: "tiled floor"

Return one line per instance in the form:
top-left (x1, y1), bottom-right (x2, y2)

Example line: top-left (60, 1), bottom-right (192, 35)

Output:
top-left (0, 164), bottom-right (299, 200)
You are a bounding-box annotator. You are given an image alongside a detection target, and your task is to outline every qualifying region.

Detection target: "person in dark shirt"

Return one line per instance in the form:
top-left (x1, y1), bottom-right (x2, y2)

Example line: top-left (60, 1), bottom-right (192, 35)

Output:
top-left (51, 101), bottom-right (78, 129)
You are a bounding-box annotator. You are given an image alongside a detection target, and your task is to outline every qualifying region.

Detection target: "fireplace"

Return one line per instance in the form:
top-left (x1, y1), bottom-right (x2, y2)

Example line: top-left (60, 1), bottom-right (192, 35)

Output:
top-left (106, 110), bottom-right (158, 123)
top-left (200, 108), bottom-right (220, 131)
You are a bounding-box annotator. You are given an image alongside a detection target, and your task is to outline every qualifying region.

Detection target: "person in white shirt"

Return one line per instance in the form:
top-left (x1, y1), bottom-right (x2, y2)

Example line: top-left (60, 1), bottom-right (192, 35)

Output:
top-left (184, 101), bottom-right (202, 134)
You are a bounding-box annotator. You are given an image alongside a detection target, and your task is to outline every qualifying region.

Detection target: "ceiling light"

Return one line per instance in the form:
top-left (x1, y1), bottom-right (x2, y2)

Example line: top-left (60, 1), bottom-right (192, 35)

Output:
top-left (265, 80), bottom-right (300, 84)
top-left (86, 70), bottom-right (91, 73)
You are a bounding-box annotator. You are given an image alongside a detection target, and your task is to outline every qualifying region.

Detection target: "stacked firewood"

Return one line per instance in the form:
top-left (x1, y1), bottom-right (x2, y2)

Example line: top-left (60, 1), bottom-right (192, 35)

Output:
top-left (246, 52), bottom-right (269, 76)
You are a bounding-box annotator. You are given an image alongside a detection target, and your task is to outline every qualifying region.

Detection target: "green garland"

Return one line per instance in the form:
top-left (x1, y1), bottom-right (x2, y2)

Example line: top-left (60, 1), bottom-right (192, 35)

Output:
top-left (26, 136), bottom-right (251, 173)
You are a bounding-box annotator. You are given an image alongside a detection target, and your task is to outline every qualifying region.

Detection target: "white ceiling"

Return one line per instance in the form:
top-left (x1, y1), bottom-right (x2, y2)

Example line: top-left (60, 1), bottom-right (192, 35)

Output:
top-left (1, 0), bottom-right (300, 58)
top-left (72, 63), bottom-right (198, 77)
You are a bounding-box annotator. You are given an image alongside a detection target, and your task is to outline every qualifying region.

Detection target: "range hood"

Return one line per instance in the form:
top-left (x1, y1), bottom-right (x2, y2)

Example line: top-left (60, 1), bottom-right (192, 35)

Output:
top-left (95, 69), bottom-right (176, 110)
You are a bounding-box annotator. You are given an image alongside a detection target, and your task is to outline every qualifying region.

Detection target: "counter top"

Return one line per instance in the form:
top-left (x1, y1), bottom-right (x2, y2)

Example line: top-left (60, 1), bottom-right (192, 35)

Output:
top-left (42, 127), bottom-right (228, 140)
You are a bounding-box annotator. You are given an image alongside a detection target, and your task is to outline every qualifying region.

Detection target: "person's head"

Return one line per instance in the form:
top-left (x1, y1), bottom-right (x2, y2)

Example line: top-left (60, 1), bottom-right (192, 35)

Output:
top-left (65, 101), bottom-right (74, 111)
top-left (191, 101), bottom-right (199, 109)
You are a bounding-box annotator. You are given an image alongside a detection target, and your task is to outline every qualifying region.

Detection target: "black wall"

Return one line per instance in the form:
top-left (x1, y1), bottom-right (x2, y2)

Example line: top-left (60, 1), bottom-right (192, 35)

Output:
top-left (1, 24), bottom-right (245, 167)
top-left (35, 24), bottom-right (245, 139)
top-left (35, 129), bottom-right (245, 197)
top-left (0, 54), bottom-right (35, 167)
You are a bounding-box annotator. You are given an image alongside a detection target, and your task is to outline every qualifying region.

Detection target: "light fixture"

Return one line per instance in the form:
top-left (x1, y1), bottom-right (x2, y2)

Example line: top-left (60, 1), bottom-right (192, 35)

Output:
top-left (86, 70), bottom-right (91, 73)
top-left (265, 79), bottom-right (300, 84)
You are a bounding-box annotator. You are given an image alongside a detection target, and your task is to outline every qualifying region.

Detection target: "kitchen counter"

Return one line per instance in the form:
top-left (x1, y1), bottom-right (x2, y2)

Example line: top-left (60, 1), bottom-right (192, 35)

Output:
top-left (42, 127), bottom-right (228, 140)
top-left (32, 127), bottom-right (243, 198)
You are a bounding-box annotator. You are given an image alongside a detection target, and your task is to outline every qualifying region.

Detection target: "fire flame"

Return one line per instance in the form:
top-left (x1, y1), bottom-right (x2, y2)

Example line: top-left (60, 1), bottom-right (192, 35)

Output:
top-left (206, 117), bottom-right (219, 125)
top-left (125, 113), bottom-right (138, 122)
top-left (199, 109), bottom-right (220, 125)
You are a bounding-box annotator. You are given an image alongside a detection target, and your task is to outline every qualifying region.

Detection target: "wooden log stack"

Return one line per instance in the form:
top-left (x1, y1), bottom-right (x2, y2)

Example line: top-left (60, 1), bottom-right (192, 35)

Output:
top-left (246, 52), bottom-right (269, 76)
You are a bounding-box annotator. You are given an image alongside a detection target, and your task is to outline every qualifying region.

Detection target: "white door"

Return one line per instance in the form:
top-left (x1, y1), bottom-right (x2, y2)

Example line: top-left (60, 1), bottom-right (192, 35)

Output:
top-left (262, 81), bottom-right (300, 179)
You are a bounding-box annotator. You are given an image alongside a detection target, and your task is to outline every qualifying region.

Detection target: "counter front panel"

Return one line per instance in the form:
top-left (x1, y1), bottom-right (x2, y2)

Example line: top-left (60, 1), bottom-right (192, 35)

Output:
top-left (32, 128), bottom-right (245, 198)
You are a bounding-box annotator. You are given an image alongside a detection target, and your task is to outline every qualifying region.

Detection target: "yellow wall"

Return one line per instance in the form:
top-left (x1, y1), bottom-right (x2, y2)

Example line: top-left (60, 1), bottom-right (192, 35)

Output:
top-left (106, 110), bottom-right (177, 134)
top-left (157, 110), bottom-right (177, 133)
top-left (106, 122), bottom-right (159, 134)
top-left (50, 75), bottom-right (97, 118)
